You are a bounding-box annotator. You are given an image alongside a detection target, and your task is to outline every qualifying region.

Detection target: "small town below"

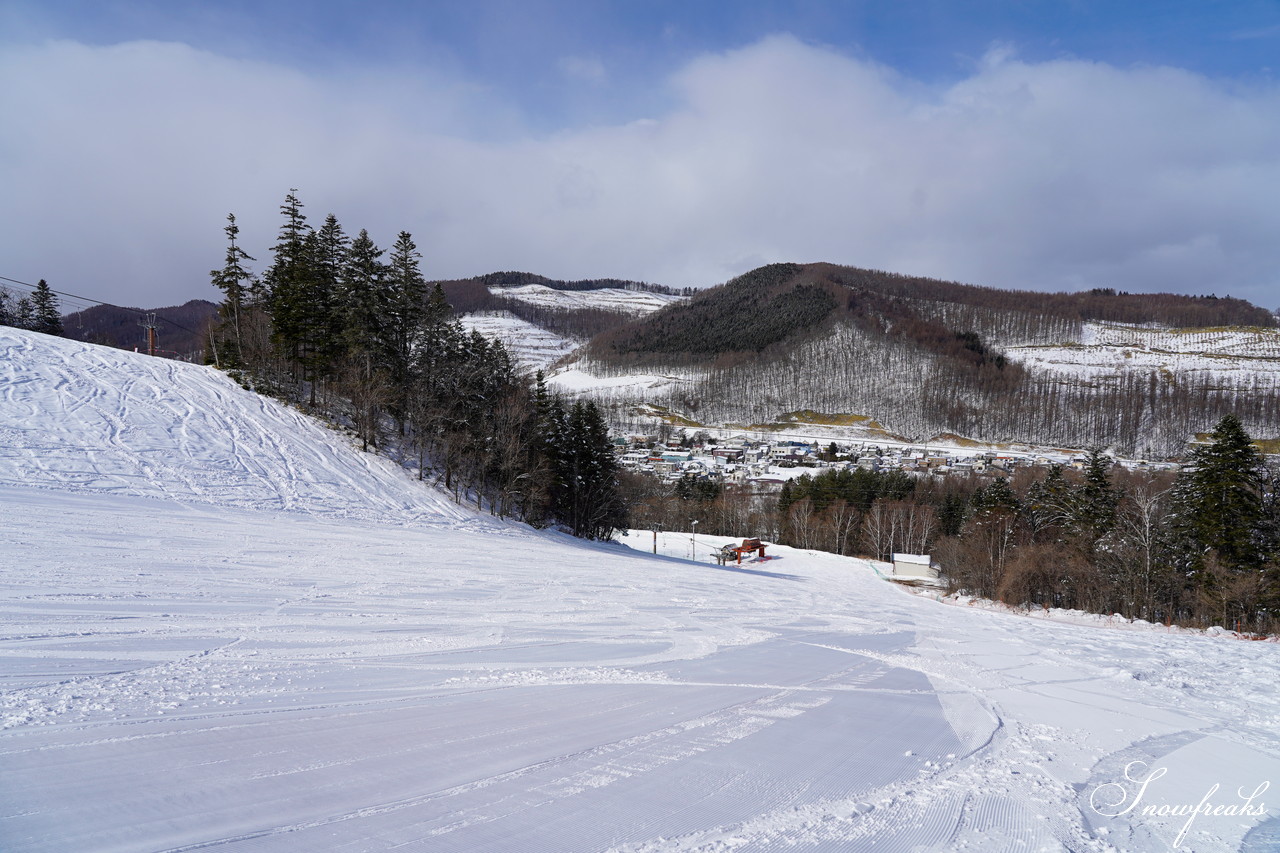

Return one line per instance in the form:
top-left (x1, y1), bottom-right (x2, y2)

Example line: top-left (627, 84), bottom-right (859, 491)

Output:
top-left (614, 431), bottom-right (1177, 487)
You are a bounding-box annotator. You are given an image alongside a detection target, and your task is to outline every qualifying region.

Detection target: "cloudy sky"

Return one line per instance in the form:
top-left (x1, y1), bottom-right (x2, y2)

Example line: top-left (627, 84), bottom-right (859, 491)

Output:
top-left (2, 1), bottom-right (1279, 310)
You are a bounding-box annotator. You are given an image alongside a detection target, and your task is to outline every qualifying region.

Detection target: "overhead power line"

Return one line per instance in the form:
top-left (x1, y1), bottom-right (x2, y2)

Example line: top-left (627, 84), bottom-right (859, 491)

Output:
top-left (0, 273), bottom-right (208, 337)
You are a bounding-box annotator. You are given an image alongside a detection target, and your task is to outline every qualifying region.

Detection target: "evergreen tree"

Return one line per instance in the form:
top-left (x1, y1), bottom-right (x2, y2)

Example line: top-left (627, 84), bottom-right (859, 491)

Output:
top-left (953, 477), bottom-right (1022, 599)
top-left (777, 479), bottom-right (796, 515)
top-left (938, 492), bottom-right (968, 537)
top-left (1076, 448), bottom-right (1119, 537)
top-left (11, 296), bottom-right (34, 330)
top-left (262, 190), bottom-right (315, 370)
top-left (209, 213), bottom-right (256, 363)
top-left (675, 472), bottom-right (721, 503)
top-left (304, 213), bottom-right (349, 394)
top-left (1169, 415), bottom-right (1267, 572)
top-left (971, 477), bottom-right (1021, 516)
top-left (340, 229), bottom-right (388, 361)
top-left (30, 280), bottom-right (62, 336)
top-left (557, 400), bottom-right (626, 539)
top-left (1023, 465), bottom-right (1074, 538)
top-left (384, 231), bottom-right (428, 396)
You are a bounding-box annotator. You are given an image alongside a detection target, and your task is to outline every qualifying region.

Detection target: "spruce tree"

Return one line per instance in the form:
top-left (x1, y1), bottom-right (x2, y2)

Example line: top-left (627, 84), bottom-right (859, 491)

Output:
top-left (340, 229), bottom-right (388, 362)
top-left (210, 213), bottom-right (256, 362)
top-left (302, 213), bottom-right (349, 395)
top-left (1169, 415), bottom-right (1267, 572)
top-left (972, 477), bottom-right (1021, 516)
top-left (30, 280), bottom-right (62, 336)
top-left (262, 190), bottom-right (315, 370)
top-left (384, 231), bottom-right (428, 396)
top-left (938, 492), bottom-right (968, 537)
top-left (558, 400), bottom-right (626, 539)
top-left (1076, 448), bottom-right (1119, 536)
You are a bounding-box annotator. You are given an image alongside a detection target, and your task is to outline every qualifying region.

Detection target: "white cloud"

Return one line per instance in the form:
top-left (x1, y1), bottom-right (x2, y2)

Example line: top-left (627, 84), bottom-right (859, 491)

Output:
top-left (1, 34), bottom-right (1278, 309)
top-left (557, 55), bottom-right (607, 85)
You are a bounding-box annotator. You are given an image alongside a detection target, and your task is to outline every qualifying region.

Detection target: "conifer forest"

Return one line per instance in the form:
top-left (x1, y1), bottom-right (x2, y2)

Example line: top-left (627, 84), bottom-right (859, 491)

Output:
top-left (206, 191), bottom-right (625, 541)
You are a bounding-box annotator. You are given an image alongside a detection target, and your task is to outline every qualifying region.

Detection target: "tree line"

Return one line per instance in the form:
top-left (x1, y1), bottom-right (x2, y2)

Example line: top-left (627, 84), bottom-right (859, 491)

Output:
top-left (624, 416), bottom-right (1279, 633)
top-left (207, 190), bottom-right (625, 540)
top-left (476, 270), bottom-right (689, 295)
top-left (0, 280), bottom-right (63, 336)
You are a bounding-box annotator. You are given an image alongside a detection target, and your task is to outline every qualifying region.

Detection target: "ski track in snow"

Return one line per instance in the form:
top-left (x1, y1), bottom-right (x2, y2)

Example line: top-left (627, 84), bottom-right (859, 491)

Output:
top-left (1, 327), bottom-right (1279, 853)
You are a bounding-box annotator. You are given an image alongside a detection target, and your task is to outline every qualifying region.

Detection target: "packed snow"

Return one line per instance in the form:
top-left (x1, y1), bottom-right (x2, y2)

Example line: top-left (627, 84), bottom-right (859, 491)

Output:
top-left (2, 326), bottom-right (1278, 852)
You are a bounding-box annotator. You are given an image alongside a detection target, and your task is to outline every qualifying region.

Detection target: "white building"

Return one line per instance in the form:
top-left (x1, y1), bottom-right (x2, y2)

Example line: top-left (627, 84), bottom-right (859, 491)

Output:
top-left (891, 553), bottom-right (941, 583)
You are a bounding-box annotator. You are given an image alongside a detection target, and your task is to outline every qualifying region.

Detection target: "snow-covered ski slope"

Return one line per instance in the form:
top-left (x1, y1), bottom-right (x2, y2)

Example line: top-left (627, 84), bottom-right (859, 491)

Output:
top-left (0, 330), bottom-right (478, 528)
top-left (2, 327), bottom-right (1279, 853)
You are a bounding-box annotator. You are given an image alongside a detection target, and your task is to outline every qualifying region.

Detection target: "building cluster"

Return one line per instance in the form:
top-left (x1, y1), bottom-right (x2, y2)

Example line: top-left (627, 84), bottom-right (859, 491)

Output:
top-left (615, 433), bottom-right (1172, 486)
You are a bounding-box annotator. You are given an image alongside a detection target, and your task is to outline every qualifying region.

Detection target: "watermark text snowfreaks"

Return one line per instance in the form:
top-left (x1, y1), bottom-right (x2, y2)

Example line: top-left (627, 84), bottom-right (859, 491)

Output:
top-left (1089, 760), bottom-right (1270, 847)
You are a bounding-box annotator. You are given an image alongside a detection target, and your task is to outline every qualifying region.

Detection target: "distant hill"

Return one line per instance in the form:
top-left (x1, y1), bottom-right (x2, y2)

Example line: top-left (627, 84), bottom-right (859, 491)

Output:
top-left (440, 273), bottom-right (689, 366)
top-left (63, 300), bottom-right (218, 359)
top-left (593, 262), bottom-right (1275, 361)
top-left (558, 262), bottom-right (1280, 456)
top-left (446, 276), bottom-right (687, 373)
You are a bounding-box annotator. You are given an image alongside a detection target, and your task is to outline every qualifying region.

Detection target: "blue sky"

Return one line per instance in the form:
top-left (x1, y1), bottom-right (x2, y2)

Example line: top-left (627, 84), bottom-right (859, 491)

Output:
top-left (12, 1), bottom-right (1279, 129)
top-left (2, 1), bottom-right (1279, 307)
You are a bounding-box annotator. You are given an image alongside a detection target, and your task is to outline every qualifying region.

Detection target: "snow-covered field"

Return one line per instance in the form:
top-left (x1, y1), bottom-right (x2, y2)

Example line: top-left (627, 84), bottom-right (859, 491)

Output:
top-left (460, 311), bottom-right (579, 373)
top-left (491, 284), bottom-right (685, 315)
top-left (548, 367), bottom-right (697, 398)
top-left (459, 286), bottom-right (685, 373)
top-left (1004, 322), bottom-right (1280, 385)
top-left (2, 327), bottom-right (1278, 852)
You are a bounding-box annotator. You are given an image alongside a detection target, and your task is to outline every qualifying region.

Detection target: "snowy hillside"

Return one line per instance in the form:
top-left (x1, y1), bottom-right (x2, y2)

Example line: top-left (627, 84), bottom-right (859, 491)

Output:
top-left (2, 327), bottom-right (1279, 852)
top-left (490, 283), bottom-right (685, 314)
top-left (459, 310), bottom-right (579, 373)
top-left (1003, 321), bottom-right (1280, 386)
top-left (0, 329), bottom-right (476, 527)
top-left (459, 286), bottom-right (686, 372)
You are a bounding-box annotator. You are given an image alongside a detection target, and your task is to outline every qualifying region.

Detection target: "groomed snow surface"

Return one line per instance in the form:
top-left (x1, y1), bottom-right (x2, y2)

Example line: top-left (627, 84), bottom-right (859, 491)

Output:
top-left (2, 327), bottom-right (1278, 853)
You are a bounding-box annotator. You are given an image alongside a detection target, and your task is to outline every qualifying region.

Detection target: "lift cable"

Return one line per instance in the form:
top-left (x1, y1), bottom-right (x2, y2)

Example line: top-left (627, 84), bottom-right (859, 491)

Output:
top-left (0, 273), bottom-right (209, 337)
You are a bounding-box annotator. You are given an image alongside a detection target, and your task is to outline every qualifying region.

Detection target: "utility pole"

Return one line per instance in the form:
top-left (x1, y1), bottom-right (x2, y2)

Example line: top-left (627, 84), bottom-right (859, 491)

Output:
top-left (138, 313), bottom-right (158, 356)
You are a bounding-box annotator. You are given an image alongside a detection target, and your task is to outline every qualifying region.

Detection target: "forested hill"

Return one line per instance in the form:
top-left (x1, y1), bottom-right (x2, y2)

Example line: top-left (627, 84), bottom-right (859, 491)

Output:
top-left (63, 299), bottom-right (218, 359)
top-left (439, 273), bottom-right (689, 345)
top-left (569, 262), bottom-right (1280, 456)
top-left (591, 262), bottom-right (1275, 362)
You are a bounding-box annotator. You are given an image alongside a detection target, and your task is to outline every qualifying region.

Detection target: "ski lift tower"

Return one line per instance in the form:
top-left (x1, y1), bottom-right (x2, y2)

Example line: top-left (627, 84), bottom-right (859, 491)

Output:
top-left (138, 313), bottom-right (158, 356)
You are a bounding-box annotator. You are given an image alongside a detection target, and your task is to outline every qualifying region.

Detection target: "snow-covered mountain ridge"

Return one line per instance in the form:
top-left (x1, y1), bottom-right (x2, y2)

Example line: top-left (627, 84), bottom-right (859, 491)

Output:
top-left (2, 326), bottom-right (1279, 852)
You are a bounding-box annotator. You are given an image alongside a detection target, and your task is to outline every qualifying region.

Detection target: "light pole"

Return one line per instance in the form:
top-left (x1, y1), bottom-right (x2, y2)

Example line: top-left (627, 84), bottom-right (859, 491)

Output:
top-left (691, 519), bottom-right (699, 562)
